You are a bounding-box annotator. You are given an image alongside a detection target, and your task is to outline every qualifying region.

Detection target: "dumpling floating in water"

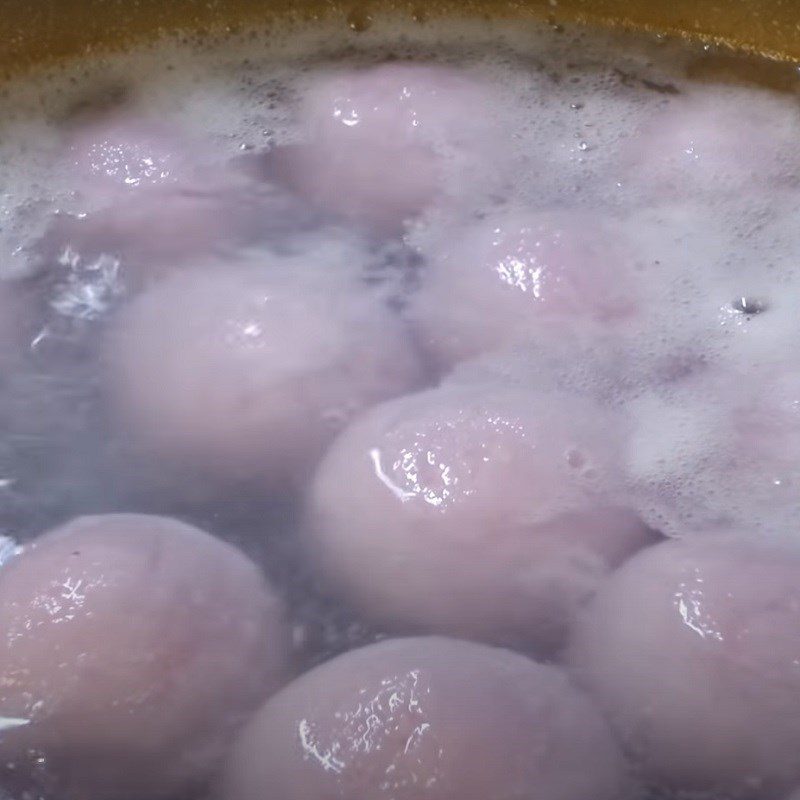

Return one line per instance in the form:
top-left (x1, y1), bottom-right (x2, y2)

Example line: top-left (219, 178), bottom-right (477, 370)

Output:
top-left (0, 513), bottom-right (288, 800)
top-left (566, 533), bottom-right (800, 799)
top-left (618, 88), bottom-right (800, 202)
top-left (409, 209), bottom-right (641, 371)
top-left (623, 362), bottom-right (800, 536)
top-left (105, 257), bottom-right (423, 493)
top-left (65, 115), bottom-right (206, 200)
top-left (49, 113), bottom-right (264, 271)
top-left (221, 636), bottom-right (631, 800)
top-left (305, 380), bottom-right (652, 653)
top-left (267, 63), bottom-right (500, 234)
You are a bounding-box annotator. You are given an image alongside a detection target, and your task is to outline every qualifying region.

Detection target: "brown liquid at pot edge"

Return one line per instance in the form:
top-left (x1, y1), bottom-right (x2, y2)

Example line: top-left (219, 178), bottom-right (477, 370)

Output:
top-left (0, 0), bottom-right (799, 78)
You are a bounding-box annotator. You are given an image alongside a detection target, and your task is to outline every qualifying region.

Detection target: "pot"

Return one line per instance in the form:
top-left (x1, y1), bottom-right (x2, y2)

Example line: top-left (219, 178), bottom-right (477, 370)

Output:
top-left (0, 0), bottom-right (798, 78)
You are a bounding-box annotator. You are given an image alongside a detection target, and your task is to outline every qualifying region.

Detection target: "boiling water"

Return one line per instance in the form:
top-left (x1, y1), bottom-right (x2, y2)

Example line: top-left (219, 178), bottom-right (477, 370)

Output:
top-left (0, 10), bottom-right (800, 800)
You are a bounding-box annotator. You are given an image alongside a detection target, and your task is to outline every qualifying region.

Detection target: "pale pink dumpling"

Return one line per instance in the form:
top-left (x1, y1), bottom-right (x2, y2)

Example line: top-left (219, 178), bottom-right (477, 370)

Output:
top-left (306, 382), bottom-right (652, 653)
top-left (106, 262), bottom-right (423, 492)
top-left (66, 115), bottom-right (220, 203)
top-left (566, 534), bottom-right (800, 798)
top-left (0, 513), bottom-right (288, 800)
top-left (624, 362), bottom-right (800, 535)
top-left (410, 209), bottom-right (641, 370)
top-left (221, 636), bottom-right (631, 800)
top-left (58, 113), bottom-right (256, 268)
top-left (620, 89), bottom-right (800, 201)
top-left (277, 63), bottom-right (497, 233)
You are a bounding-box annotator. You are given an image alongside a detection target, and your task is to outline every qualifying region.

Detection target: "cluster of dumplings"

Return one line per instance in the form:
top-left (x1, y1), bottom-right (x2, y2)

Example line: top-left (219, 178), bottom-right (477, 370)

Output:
top-left (1, 55), bottom-right (800, 800)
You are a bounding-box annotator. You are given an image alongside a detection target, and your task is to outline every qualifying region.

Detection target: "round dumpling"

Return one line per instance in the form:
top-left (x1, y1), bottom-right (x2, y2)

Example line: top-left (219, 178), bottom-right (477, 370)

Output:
top-left (221, 636), bottom-right (631, 800)
top-left (106, 260), bottom-right (423, 492)
top-left (305, 381), bottom-right (652, 653)
top-left (55, 113), bottom-right (260, 268)
top-left (409, 209), bottom-right (641, 371)
top-left (619, 88), bottom-right (800, 202)
top-left (566, 534), bottom-right (800, 798)
top-left (66, 115), bottom-right (205, 198)
top-left (623, 361), bottom-right (800, 537)
top-left (272, 63), bottom-right (497, 234)
top-left (0, 513), bottom-right (288, 800)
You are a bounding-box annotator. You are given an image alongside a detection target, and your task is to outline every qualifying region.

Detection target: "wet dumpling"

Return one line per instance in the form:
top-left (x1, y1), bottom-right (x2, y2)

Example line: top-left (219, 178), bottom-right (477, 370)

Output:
top-left (106, 259), bottom-right (423, 492)
top-left (409, 209), bottom-right (640, 371)
top-left (271, 63), bottom-right (497, 234)
top-left (305, 381), bottom-right (652, 653)
top-left (221, 636), bottom-right (631, 800)
top-left (624, 362), bottom-right (800, 537)
top-left (566, 534), bottom-right (800, 798)
top-left (620, 88), bottom-right (800, 202)
top-left (54, 113), bottom-right (260, 268)
top-left (66, 115), bottom-right (207, 199)
top-left (0, 513), bottom-right (288, 800)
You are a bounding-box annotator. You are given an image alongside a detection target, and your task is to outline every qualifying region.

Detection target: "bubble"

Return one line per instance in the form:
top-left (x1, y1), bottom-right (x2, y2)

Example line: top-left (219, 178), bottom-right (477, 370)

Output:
top-left (729, 295), bottom-right (768, 316)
